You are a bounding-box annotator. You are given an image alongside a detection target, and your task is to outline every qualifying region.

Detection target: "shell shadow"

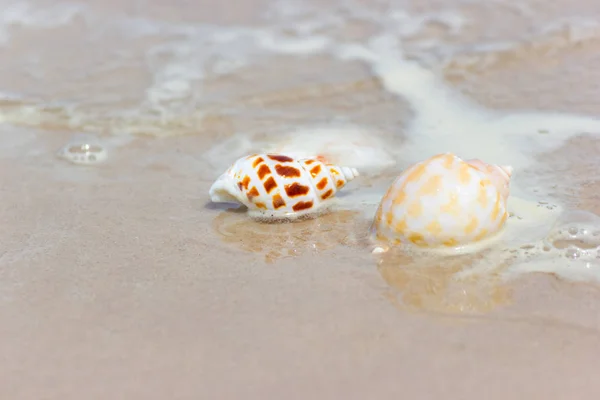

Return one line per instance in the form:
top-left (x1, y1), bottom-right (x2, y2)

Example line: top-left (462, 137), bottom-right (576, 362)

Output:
top-left (203, 200), bottom-right (247, 213)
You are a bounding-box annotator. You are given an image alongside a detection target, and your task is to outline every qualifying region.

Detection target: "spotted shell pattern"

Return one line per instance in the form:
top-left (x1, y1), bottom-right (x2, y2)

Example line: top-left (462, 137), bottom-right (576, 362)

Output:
top-left (371, 153), bottom-right (512, 248)
top-left (209, 154), bottom-right (359, 219)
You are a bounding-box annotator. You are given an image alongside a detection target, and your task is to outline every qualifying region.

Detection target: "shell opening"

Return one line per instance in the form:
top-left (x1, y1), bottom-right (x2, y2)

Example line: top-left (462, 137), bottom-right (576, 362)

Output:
top-left (209, 174), bottom-right (242, 205)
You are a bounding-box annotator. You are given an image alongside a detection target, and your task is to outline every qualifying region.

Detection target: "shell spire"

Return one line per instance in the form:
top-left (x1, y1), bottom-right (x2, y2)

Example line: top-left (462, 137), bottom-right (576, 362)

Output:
top-left (499, 165), bottom-right (513, 178)
top-left (209, 154), bottom-right (359, 221)
top-left (465, 158), bottom-right (513, 201)
top-left (340, 166), bottom-right (359, 181)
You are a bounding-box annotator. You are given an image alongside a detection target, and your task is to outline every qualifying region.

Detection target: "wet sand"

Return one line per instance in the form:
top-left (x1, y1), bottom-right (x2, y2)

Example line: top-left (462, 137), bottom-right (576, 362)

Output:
top-left (3, 131), bottom-right (600, 399)
top-left (2, 0), bottom-right (600, 399)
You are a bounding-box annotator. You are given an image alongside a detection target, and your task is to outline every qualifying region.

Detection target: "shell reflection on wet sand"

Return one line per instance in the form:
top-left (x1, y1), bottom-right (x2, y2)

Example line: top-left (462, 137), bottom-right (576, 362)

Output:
top-left (213, 200), bottom-right (514, 315)
top-left (376, 249), bottom-right (512, 314)
top-left (212, 208), bottom-right (369, 263)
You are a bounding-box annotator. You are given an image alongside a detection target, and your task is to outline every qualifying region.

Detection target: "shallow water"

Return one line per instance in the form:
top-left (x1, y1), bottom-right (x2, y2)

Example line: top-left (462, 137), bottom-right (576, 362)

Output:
top-left (2, 0), bottom-right (600, 398)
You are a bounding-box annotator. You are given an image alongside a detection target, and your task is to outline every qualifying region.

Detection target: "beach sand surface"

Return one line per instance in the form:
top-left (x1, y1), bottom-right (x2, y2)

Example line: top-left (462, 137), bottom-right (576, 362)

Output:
top-left (2, 0), bottom-right (600, 398)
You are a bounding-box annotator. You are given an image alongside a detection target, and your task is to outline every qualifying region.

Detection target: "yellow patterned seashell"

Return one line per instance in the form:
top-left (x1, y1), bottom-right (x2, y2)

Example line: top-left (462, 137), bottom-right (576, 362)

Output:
top-left (209, 154), bottom-right (359, 221)
top-left (371, 153), bottom-right (513, 248)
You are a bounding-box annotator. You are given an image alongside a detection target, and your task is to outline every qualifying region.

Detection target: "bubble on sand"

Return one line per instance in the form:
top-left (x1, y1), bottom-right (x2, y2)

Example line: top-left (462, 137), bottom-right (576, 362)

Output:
top-left (546, 210), bottom-right (600, 252)
top-left (57, 134), bottom-right (108, 165)
top-left (503, 210), bottom-right (600, 283)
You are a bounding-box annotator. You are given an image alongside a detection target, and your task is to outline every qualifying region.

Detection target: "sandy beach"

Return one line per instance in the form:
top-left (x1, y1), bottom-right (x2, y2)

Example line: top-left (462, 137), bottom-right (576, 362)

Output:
top-left (2, 0), bottom-right (600, 398)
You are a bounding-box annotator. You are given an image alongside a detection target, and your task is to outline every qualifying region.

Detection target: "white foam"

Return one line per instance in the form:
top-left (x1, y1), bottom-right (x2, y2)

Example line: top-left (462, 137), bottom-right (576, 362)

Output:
top-left (254, 30), bottom-right (332, 54)
top-left (335, 34), bottom-right (600, 170)
top-left (507, 259), bottom-right (600, 283)
top-left (202, 13), bottom-right (600, 184)
top-left (262, 126), bottom-right (397, 173)
top-left (0, 1), bottom-right (85, 44)
top-left (143, 42), bottom-right (205, 113)
top-left (539, 17), bottom-right (600, 44)
top-left (203, 124), bottom-right (398, 176)
top-left (0, 2), bottom-right (84, 27)
top-left (387, 9), bottom-right (467, 37)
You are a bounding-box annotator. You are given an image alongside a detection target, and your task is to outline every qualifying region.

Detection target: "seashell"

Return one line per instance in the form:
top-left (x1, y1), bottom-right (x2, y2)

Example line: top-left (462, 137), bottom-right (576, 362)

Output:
top-left (371, 153), bottom-right (513, 248)
top-left (209, 153), bottom-right (359, 220)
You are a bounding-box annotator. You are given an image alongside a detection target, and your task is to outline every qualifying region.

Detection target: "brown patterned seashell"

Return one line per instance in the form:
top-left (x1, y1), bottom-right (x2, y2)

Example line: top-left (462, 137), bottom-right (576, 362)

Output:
top-left (209, 153), bottom-right (359, 220)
